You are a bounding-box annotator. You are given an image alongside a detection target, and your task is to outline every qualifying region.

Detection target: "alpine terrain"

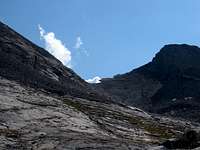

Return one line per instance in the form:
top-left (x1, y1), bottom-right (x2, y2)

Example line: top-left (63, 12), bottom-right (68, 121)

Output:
top-left (0, 21), bottom-right (200, 150)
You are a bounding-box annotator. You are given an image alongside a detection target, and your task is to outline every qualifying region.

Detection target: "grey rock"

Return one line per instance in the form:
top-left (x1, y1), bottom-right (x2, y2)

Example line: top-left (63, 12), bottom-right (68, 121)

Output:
top-left (0, 77), bottom-right (199, 149)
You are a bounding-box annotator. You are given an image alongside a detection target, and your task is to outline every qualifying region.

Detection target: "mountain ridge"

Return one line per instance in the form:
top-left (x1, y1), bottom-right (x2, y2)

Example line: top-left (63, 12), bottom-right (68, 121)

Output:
top-left (98, 44), bottom-right (200, 122)
top-left (1, 21), bottom-right (200, 149)
top-left (0, 21), bottom-right (111, 103)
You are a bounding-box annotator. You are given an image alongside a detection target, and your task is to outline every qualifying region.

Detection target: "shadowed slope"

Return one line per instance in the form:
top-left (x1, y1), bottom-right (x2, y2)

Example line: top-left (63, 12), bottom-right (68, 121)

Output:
top-left (0, 21), bottom-right (108, 102)
top-left (98, 44), bottom-right (200, 122)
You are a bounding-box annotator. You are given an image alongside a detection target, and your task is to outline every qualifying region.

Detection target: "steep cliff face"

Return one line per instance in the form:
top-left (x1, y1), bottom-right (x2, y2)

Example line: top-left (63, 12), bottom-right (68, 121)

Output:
top-left (0, 21), bottom-right (107, 102)
top-left (98, 44), bottom-right (200, 122)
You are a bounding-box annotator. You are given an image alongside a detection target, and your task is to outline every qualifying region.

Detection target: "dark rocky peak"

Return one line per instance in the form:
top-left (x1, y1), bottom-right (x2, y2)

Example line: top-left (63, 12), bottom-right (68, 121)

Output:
top-left (151, 44), bottom-right (200, 77)
top-left (122, 44), bottom-right (200, 81)
top-left (153, 44), bottom-right (200, 68)
top-left (97, 44), bottom-right (200, 122)
top-left (0, 21), bottom-right (107, 102)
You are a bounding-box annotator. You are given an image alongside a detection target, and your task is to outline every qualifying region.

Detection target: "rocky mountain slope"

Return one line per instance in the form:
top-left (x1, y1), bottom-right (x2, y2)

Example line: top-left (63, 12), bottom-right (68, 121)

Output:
top-left (0, 21), bottom-right (108, 102)
top-left (1, 21), bottom-right (200, 149)
top-left (97, 44), bottom-right (200, 122)
top-left (1, 76), bottom-right (200, 149)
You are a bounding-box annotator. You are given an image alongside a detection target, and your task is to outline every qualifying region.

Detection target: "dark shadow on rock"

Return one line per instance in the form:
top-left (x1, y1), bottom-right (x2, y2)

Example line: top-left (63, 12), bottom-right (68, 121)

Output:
top-left (162, 130), bottom-right (200, 149)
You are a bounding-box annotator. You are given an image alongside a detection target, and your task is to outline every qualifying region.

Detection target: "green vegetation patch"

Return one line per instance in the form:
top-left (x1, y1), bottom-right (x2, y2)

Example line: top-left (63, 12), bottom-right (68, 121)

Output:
top-left (63, 98), bottom-right (176, 140)
top-left (125, 115), bottom-right (176, 139)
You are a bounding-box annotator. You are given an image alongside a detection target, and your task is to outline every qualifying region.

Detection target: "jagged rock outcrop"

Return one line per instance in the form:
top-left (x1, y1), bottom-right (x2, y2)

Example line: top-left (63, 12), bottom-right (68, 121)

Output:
top-left (97, 44), bottom-right (200, 122)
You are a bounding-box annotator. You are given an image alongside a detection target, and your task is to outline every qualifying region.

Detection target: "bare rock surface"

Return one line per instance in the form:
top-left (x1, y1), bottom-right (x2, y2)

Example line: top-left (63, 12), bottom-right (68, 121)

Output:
top-left (0, 77), bottom-right (199, 149)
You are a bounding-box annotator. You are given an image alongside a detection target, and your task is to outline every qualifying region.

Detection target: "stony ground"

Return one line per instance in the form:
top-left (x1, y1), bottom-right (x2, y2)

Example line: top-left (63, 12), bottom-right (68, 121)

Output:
top-left (0, 77), bottom-right (199, 150)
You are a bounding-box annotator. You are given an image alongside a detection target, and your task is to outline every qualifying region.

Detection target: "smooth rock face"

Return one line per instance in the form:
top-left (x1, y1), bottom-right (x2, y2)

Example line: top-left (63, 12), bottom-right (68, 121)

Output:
top-left (0, 77), bottom-right (198, 150)
top-left (0, 78), bottom-right (107, 149)
top-left (98, 44), bottom-right (200, 122)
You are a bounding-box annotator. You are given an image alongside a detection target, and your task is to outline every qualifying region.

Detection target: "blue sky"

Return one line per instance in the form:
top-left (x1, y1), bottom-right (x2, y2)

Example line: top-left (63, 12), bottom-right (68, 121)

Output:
top-left (1, 1), bottom-right (200, 81)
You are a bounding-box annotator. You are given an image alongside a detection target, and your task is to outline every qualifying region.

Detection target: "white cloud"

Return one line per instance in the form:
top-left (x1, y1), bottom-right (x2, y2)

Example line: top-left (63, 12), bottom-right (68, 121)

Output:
top-left (86, 76), bottom-right (101, 84)
top-left (38, 25), bottom-right (72, 68)
top-left (74, 36), bottom-right (83, 49)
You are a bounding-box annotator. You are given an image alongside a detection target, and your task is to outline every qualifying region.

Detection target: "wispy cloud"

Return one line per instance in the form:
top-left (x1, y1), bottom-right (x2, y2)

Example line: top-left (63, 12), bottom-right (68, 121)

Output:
top-left (38, 25), bottom-right (72, 68)
top-left (82, 49), bottom-right (89, 56)
top-left (74, 36), bottom-right (83, 49)
top-left (74, 36), bottom-right (89, 56)
top-left (86, 76), bottom-right (101, 84)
